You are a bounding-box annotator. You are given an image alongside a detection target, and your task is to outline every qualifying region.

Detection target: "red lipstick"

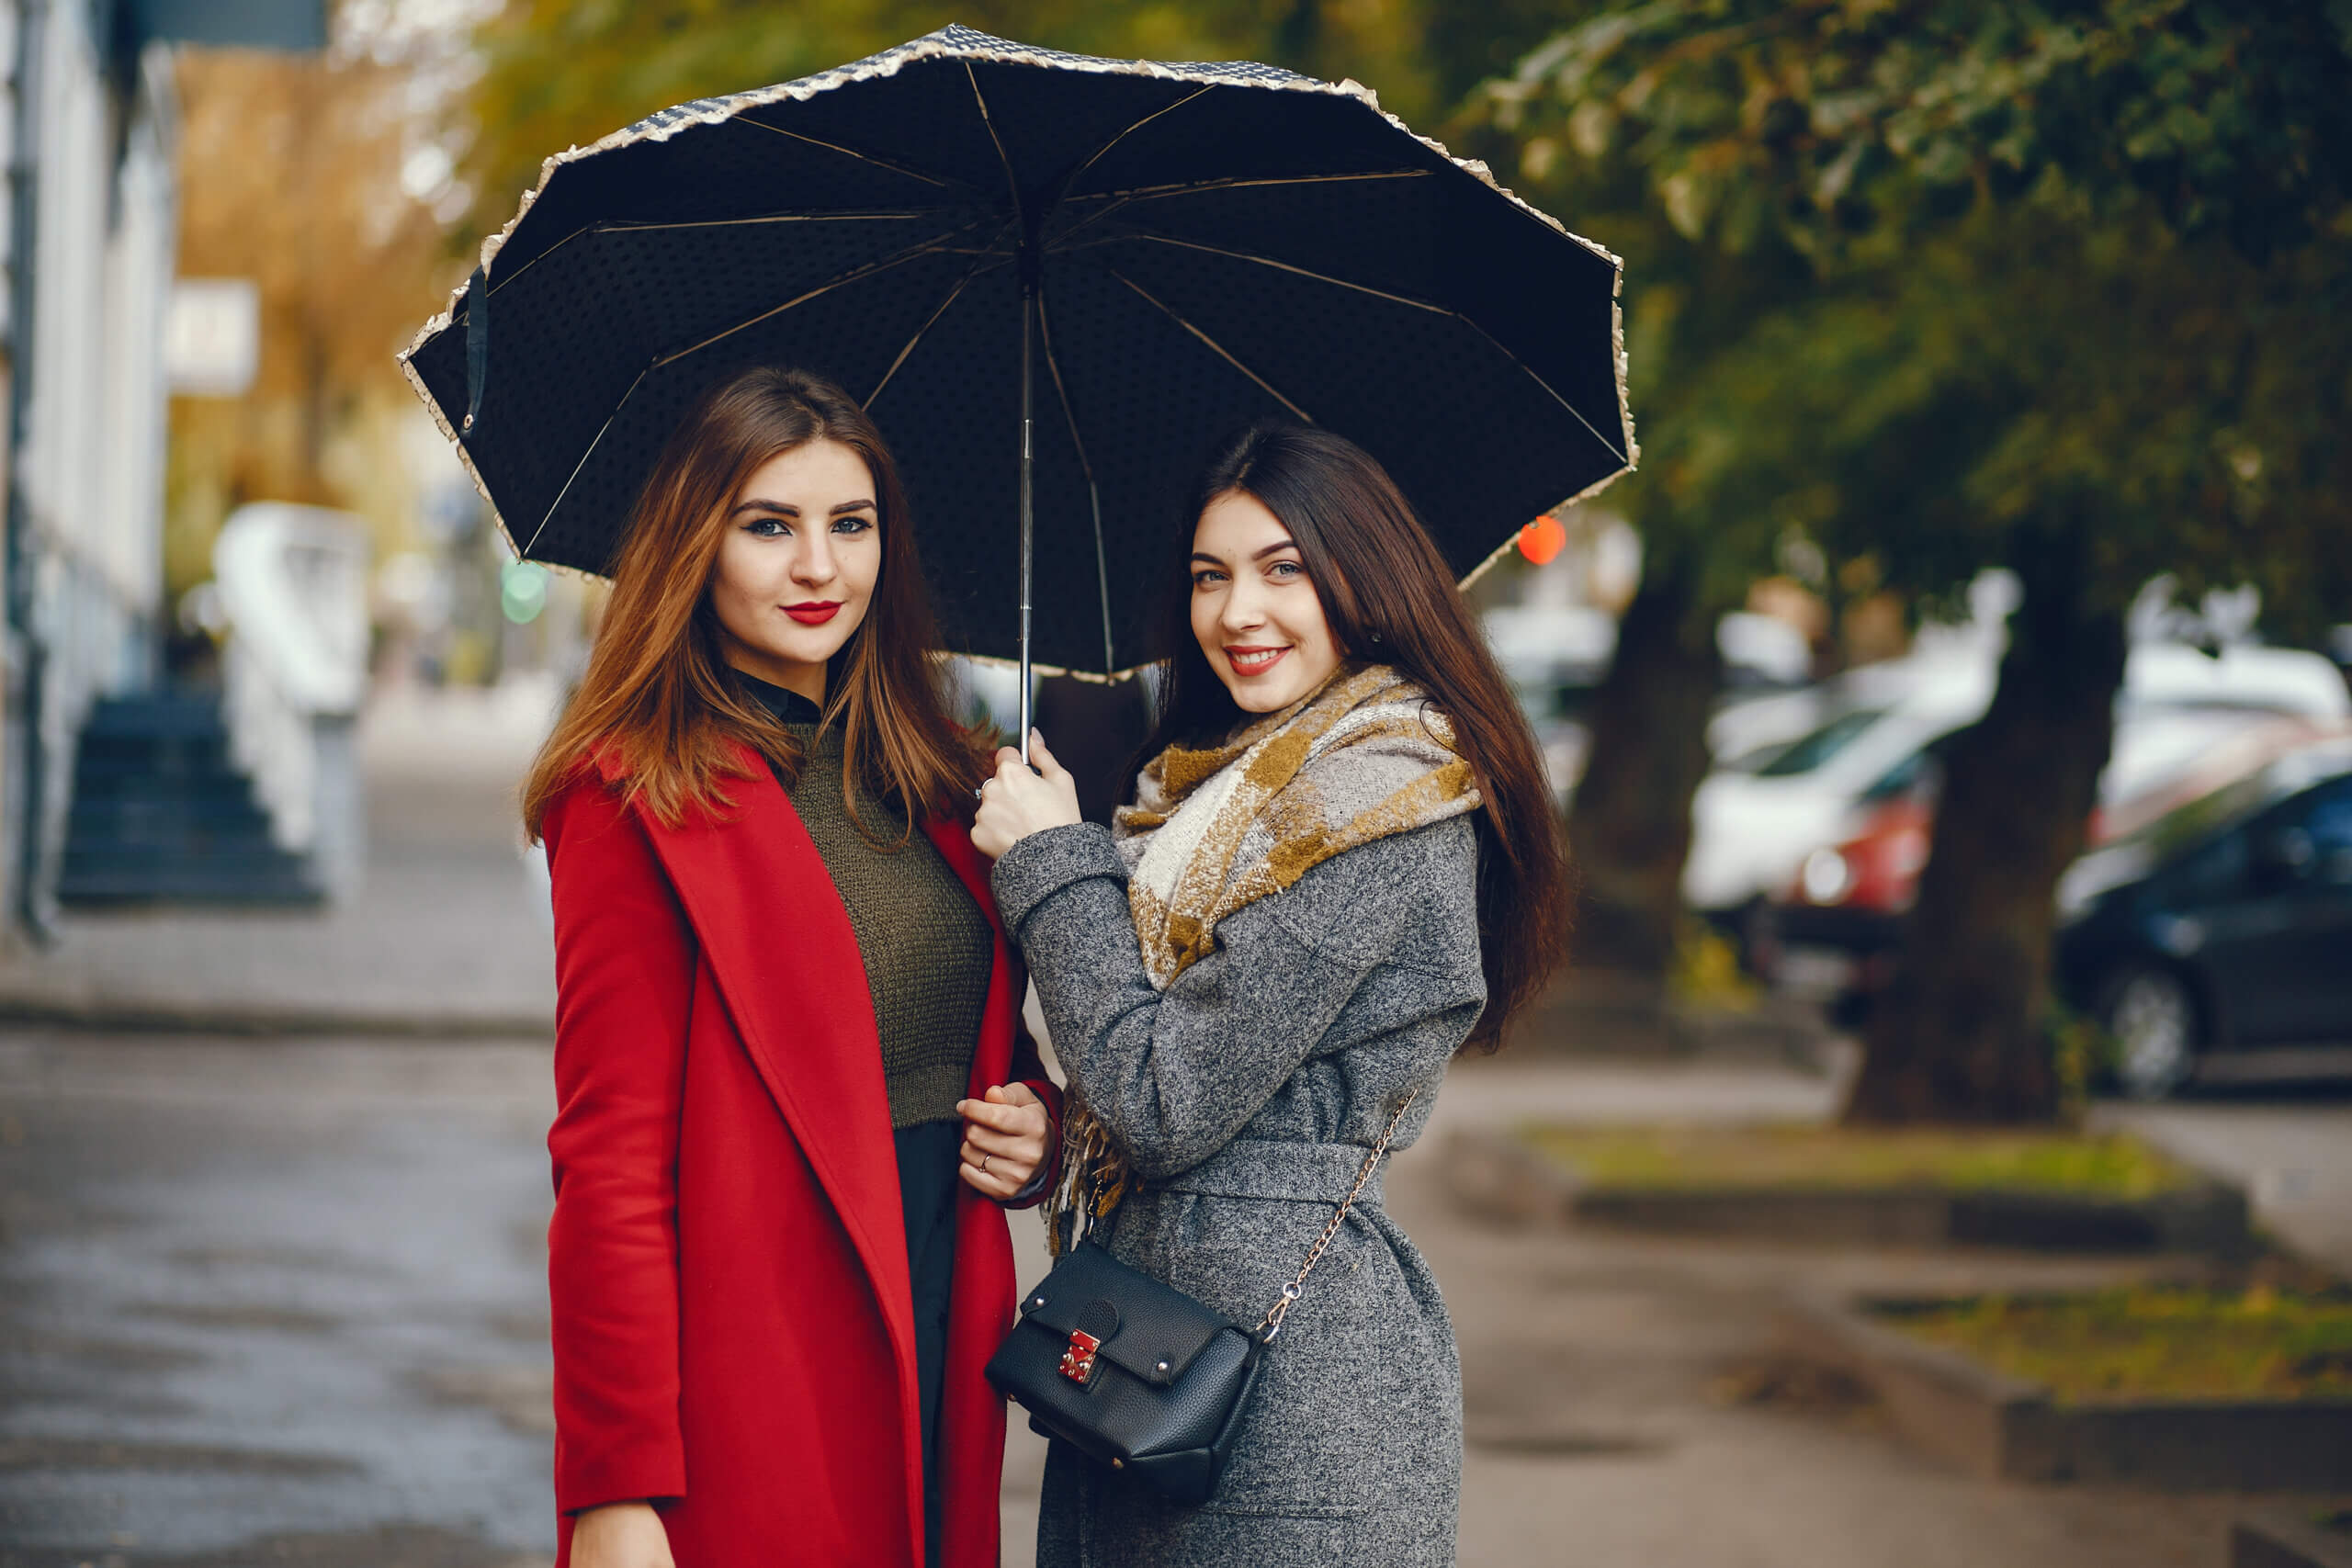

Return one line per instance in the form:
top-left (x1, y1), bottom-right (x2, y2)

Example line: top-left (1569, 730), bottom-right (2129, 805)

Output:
top-left (785, 602), bottom-right (842, 626)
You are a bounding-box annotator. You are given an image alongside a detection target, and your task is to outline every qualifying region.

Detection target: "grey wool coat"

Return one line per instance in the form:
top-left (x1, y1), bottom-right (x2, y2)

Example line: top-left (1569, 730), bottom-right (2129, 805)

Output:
top-left (990, 812), bottom-right (1486, 1568)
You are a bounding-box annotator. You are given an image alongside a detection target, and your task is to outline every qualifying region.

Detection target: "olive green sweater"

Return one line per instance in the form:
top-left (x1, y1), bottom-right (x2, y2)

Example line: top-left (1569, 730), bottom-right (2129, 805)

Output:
top-left (740, 676), bottom-right (991, 1129)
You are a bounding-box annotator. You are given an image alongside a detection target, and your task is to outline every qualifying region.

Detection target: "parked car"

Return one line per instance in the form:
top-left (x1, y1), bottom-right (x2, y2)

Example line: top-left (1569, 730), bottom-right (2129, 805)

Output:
top-left (1750, 710), bottom-right (2339, 1002)
top-left (2052, 738), bottom-right (2352, 1099)
top-left (1687, 643), bottom-right (2351, 920)
top-left (1483, 604), bottom-right (1812, 805)
top-left (1685, 661), bottom-right (1992, 914)
top-left (2123, 641), bottom-right (2352, 719)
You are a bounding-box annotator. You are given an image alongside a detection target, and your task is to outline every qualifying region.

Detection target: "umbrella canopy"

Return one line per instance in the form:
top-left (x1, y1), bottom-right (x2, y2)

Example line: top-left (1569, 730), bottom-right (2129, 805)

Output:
top-left (402, 25), bottom-right (1635, 678)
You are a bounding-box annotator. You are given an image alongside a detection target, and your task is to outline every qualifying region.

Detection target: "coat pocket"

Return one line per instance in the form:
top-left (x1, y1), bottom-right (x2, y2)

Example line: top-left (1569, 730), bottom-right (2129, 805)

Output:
top-left (1170, 1221), bottom-right (1410, 1521)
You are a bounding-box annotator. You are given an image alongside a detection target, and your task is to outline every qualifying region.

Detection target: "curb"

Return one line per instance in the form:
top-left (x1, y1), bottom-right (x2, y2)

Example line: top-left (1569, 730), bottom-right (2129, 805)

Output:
top-left (1504, 972), bottom-right (1838, 1068)
top-left (1442, 1127), bottom-right (2255, 1257)
top-left (2233, 1509), bottom-right (2352, 1568)
top-left (0, 996), bottom-right (553, 1041)
top-left (1776, 1293), bottom-right (2352, 1490)
top-left (1444, 1124), bottom-right (1577, 1226)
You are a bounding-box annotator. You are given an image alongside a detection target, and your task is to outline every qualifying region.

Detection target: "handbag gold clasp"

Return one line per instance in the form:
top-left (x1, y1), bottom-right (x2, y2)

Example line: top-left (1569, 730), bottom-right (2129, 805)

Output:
top-left (1058, 1328), bottom-right (1102, 1385)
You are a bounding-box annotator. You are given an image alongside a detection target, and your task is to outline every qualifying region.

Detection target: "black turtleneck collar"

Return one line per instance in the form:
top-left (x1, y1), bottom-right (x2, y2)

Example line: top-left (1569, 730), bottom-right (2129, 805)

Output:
top-left (735, 671), bottom-right (825, 727)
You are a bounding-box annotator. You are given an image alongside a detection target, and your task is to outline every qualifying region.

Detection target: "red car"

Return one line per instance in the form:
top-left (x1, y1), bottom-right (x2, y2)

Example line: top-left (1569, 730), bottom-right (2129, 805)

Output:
top-left (1751, 712), bottom-right (2343, 1002)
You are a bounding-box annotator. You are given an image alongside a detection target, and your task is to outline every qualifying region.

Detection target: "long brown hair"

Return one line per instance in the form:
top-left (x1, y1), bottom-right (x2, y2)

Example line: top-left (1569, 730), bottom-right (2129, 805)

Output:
top-left (522, 367), bottom-right (979, 840)
top-left (1138, 423), bottom-right (1569, 1050)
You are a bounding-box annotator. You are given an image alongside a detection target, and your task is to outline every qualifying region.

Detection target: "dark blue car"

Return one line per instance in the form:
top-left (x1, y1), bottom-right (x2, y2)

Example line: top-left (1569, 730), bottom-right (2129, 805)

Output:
top-left (2052, 739), bottom-right (2352, 1099)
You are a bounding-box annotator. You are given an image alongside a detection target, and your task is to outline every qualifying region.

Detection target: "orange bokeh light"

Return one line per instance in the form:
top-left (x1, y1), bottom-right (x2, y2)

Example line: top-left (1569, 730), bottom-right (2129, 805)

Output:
top-left (1517, 514), bottom-right (1567, 566)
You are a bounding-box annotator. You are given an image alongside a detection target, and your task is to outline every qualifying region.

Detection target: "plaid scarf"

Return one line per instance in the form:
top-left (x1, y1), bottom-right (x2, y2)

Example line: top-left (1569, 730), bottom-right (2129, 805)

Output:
top-left (1046, 663), bottom-right (1480, 1251)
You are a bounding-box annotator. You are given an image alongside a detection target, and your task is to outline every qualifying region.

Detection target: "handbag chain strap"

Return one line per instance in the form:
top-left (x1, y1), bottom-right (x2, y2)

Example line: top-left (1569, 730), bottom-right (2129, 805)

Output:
top-left (1254, 1089), bottom-right (1419, 1345)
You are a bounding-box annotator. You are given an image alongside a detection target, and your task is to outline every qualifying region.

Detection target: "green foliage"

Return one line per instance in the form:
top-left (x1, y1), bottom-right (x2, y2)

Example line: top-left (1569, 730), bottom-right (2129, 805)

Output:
top-left (2042, 995), bottom-right (2109, 1121)
top-left (1488, 0), bottom-right (2351, 262)
top-left (1878, 1286), bottom-right (2352, 1402)
top-left (1461, 0), bottom-right (2352, 636)
top-left (1668, 916), bottom-right (1762, 1009)
top-left (1521, 1122), bottom-right (2200, 1198)
top-left (458, 0), bottom-right (1438, 245)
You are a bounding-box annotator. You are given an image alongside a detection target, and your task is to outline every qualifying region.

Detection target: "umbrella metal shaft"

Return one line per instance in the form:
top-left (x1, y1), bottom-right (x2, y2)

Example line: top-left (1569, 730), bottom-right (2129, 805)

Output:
top-left (1017, 271), bottom-right (1035, 766)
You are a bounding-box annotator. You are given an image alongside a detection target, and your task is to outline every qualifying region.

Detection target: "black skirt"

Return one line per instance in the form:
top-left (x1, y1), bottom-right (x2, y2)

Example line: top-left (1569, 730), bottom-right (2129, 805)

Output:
top-left (896, 1120), bottom-right (962, 1566)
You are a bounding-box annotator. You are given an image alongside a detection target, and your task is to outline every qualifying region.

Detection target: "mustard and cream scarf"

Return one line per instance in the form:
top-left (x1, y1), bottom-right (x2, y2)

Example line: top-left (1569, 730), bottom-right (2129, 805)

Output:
top-left (1046, 663), bottom-right (1482, 1250)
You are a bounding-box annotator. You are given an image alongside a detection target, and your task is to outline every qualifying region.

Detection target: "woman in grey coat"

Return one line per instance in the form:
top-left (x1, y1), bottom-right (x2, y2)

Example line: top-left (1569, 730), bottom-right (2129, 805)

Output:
top-left (973, 423), bottom-right (1569, 1566)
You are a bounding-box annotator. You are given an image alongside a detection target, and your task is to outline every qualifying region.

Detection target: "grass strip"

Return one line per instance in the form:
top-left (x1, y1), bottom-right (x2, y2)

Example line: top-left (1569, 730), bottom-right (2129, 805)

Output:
top-left (1521, 1123), bottom-right (2199, 1201)
top-left (1873, 1287), bottom-right (2352, 1402)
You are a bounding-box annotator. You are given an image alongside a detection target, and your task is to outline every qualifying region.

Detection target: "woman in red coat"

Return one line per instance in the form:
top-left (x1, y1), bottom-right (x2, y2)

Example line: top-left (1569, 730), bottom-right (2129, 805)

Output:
top-left (521, 367), bottom-right (1062, 1568)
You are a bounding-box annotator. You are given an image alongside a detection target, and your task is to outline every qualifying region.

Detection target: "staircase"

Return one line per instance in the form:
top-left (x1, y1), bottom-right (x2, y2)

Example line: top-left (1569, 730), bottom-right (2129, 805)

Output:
top-left (56, 692), bottom-right (322, 907)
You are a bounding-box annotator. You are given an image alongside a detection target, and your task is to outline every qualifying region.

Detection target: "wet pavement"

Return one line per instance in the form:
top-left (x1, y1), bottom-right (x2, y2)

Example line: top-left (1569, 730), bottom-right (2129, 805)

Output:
top-left (0, 1035), bottom-right (558, 1568)
top-left (2, 671), bottom-right (2345, 1566)
top-left (0, 682), bottom-right (560, 1036)
top-left (1393, 1063), bottom-right (2272, 1568)
top-left (2103, 1088), bottom-right (2352, 1277)
top-left (4, 1034), bottom-right (2346, 1567)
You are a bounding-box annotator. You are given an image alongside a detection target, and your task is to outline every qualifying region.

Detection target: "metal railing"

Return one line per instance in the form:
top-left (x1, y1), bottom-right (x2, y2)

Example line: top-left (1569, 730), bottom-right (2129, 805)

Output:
top-left (212, 502), bottom-right (369, 897)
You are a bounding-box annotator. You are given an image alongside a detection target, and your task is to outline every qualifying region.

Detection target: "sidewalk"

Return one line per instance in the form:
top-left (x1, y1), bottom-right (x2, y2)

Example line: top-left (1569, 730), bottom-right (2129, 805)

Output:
top-left (3, 1025), bottom-right (2335, 1562)
top-left (2100, 1094), bottom-right (2352, 1280)
top-left (0, 682), bottom-right (560, 1036)
top-left (6, 682), bottom-right (2342, 1566)
top-left (1397, 1055), bottom-right (2281, 1568)
top-left (996, 1050), bottom-right (2336, 1568)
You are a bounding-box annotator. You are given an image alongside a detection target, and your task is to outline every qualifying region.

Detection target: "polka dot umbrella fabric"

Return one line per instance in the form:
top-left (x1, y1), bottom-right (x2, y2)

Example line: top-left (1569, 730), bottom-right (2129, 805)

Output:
top-left (401, 24), bottom-right (1636, 677)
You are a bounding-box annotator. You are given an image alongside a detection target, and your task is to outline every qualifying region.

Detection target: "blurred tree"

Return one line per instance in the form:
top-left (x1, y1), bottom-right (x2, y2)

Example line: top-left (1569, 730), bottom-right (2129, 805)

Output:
top-left (170, 41), bottom-right (463, 605)
top-left (1472, 0), bottom-right (2352, 1121)
top-left (458, 0), bottom-right (1436, 242)
top-left (1442, 3), bottom-right (1811, 982)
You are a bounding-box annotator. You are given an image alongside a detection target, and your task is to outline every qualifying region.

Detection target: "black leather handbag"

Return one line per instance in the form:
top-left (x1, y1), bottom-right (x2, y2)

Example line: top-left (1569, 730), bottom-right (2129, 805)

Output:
top-left (984, 1092), bottom-right (1416, 1506)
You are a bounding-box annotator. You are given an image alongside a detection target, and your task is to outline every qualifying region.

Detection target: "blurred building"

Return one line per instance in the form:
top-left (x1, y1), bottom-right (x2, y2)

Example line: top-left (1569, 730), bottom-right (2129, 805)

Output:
top-left (0, 0), bottom-right (323, 941)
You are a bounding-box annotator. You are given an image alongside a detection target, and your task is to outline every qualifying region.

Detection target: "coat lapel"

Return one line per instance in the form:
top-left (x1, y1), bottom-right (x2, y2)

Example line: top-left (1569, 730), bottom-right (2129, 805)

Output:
top-left (621, 761), bottom-right (1023, 1568)
top-left (619, 754), bottom-right (912, 1360)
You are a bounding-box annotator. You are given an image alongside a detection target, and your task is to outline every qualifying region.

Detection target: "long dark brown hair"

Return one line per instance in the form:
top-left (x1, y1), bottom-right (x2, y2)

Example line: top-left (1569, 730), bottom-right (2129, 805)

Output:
top-left (522, 366), bottom-right (979, 840)
top-left (1138, 423), bottom-right (1569, 1050)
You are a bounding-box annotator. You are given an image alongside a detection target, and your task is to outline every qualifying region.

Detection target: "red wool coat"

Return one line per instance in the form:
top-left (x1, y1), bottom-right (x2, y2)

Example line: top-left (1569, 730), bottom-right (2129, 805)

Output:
top-left (540, 753), bottom-right (1059, 1568)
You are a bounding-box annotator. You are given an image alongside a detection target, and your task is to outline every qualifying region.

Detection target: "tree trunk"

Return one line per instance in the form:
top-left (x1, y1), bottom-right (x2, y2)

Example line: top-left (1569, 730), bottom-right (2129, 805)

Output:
top-left (1564, 545), bottom-right (1724, 976)
top-left (1843, 528), bottom-right (2128, 1125)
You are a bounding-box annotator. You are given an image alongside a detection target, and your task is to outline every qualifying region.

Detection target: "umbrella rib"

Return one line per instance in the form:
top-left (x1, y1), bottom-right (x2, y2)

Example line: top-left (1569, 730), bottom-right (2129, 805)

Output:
top-left (964, 62), bottom-right (1026, 231)
top-left (1113, 243), bottom-right (1629, 465)
top-left (475, 210), bottom-right (957, 311)
top-left (1035, 290), bottom-right (1116, 672)
top-left (650, 221), bottom-right (993, 370)
top-left (1065, 167), bottom-right (1429, 209)
top-left (1113, 231), bottom-right (1453, 315)
top-left (731, 114), bottom-right (967, 191)
top-left (1453, 312), bottom-right (1630, 465)
top-left (1054, 85), bottom-right (1214, 201)
top-left (479, 228), bottom-right (589, 301)
top-left (863, 222), bottom-right (1014, 410)
top-left (1048, 170), bottom-right (1428, 252)
top-left (1104, 267), bottom-right (1313, 423)
top-left (519, 366), bottom-right (650, 559)
top-left (516, 220), bottom-right (1000, 563)
top-left (596, 208), bottom-right (966, 233)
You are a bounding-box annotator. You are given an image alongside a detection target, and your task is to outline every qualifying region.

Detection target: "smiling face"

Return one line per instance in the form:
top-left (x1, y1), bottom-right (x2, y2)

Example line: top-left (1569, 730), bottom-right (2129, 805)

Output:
top-left (1189, 487), bottom-right (1345, 714)
top-left (707, 438), bottom-right (882, 702)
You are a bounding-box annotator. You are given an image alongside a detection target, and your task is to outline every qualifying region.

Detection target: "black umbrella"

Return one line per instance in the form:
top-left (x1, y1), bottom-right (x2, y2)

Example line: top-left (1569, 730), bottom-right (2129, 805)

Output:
top-left (402, 25), bottom-right (1634, 734)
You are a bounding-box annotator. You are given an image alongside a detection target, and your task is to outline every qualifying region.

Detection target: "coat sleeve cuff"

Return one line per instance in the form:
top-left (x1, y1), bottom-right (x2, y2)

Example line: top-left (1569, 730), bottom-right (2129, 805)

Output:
top-left (555, 1438), bottom-right (686, 1516)
top-left (1003, 1156), bottom-right (1052, 1208)
top-left (989, 822), bottom-right (1126, 938)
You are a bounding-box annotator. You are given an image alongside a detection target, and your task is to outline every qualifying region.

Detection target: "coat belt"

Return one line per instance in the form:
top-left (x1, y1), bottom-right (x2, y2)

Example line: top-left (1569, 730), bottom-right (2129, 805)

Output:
top-left (1150, 1137), bottom-right (1386, 1208)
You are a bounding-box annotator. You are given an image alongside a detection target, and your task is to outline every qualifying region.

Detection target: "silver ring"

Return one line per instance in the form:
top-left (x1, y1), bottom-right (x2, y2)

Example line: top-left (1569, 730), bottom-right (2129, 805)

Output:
top-left (980, 1154), bottom-right (994, 1175)
top-left (972, 784), bottom-right (986, 801)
